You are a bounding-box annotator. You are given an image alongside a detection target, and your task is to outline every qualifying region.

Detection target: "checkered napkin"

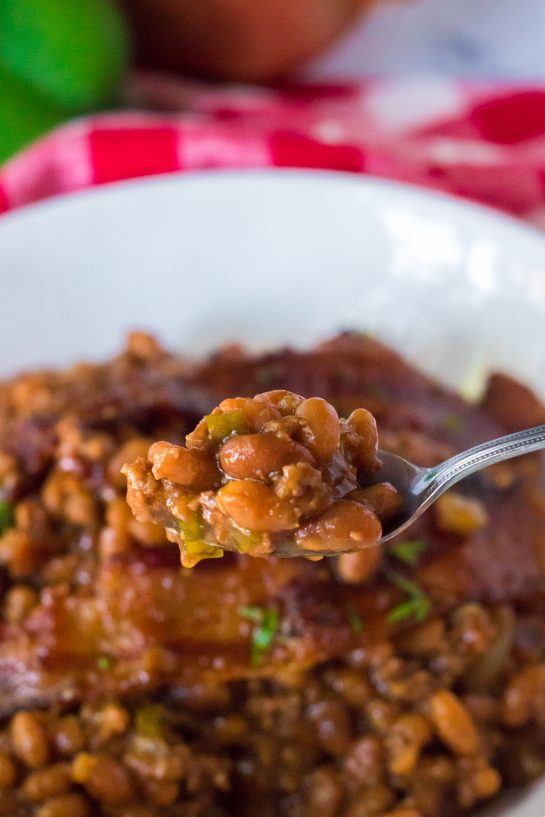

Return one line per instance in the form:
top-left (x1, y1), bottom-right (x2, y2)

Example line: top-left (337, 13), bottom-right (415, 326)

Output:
top-left (2, 75), bottom-right (545, 224)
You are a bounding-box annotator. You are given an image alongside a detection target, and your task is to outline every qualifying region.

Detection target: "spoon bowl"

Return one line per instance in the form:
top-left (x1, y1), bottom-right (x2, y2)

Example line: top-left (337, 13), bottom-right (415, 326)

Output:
top-left (375, 424), bottom-right (545, 545)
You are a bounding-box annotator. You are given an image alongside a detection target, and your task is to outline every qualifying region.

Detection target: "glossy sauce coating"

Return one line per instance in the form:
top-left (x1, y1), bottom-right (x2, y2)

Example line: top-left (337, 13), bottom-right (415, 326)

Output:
top-left (1, 333), bottom-right (545, 817)
top-left (123, 391), bottom-right (401, 566)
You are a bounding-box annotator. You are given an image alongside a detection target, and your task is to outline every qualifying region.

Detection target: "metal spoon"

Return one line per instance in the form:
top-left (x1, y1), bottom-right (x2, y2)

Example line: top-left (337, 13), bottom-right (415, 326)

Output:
top-left (376, 423), bottom-right (545, 544)
top-left (179, 424), bottom-right (545, 560)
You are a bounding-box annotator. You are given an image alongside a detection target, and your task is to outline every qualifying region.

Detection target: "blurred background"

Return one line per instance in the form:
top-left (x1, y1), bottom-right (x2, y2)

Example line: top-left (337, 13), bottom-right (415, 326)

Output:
top-left (1, 0), bottom-right (544, 165)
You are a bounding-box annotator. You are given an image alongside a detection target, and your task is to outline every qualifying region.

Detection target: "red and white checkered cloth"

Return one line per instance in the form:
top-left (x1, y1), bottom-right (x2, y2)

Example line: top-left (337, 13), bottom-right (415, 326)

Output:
top-left (2, 75), bottom-right (545, 224)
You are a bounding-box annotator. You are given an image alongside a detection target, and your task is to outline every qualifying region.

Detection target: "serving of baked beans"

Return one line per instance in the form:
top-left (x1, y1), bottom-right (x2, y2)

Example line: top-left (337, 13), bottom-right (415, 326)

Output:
top-left (123, 391), bottom-right (401, 567)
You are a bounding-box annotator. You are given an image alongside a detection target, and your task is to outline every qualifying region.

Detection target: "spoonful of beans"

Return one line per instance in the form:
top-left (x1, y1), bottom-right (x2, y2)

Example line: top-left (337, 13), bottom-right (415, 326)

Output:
top-left (122, 390), bottom-right (545, 567)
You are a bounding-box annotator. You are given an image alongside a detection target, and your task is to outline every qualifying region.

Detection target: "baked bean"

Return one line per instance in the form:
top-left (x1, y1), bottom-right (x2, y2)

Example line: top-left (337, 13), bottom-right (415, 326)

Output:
top-left (254, 390), bottom-right (304, 416)
top-left (99, 525), bottom-right (131, 560)
top-left (345, 784), bottom-right (394, 817)
top-left (470, 766), bottom-right (502, 800)
top-left (434, 492), bottom-right (488, 536)
top-left (106, 496), bottom-right (133, 529)
top-left (128, 518), bottom-right (168, 546)
top-left (385, 714), bottom-right (431, 777)
top-left (296, 500), bottom-right (382, 553)
top-left (11, 712), bottom-right (50, 768)
top-left (325, 668), bottom-right (373, 707)
top-left (307, 698), bottom-right (352, 756)
top-left (23, 763), bottom-right (72, 801)
top-left (218, 396), bottom-right (282, 429)
top-left (350, 483), bottom-right (402, 522)
top-left (119, 808), bottom-right (156, 817)
top-left (347, 408), bottom-right (380, 471)
top-left (429, 690), bottom-right (480, 755)
top-left (146, 779), bottom-right (180, 806)
top-left (52, 717), bottom-right (85, 757)
top-left (396, 618), bottom-right (446, 656)
top-left (219, 433), bottom-right (313, 479)
top-left (108, 437), bottom-right (152, 488)
top-left (296, 397), bottom-right (340, 464)
top-left (72, 752), bottom-right (134, 805)
top-left (213, 714), bottom-right (248, 744)
top-left (97, 703), bottom-right (130, 741)
top-left (345, 736), bottom-right (385, 786)
top-left (456, 756), bottom-right (502, 808)
top-left (337, 546), bottom-right (384, 584)
top-left (304, 766), bottom-right (343, 817)
top-left (4, 583), bottom-right (39, 623)
top-left (0, 751), bottom-right (16, 790)
top-left (149, 441), bottom-right (220, 489)
top-left (36, 793), bottom-right (90, 817)
top-left (501, 664), bottom-right (545, 726)
top-left (217, 480), bottom-right (299, 532)
top-left (0, 529), bottom-right (40, 577)
top-left (42, 472), bottom-right (96, 527)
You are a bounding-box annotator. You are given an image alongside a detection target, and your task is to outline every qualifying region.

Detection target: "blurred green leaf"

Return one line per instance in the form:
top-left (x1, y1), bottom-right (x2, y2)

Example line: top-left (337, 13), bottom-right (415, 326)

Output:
top-left (0, 65), bottom-right (67, 163)
top-left (0, 0), bottom-right (131, 113)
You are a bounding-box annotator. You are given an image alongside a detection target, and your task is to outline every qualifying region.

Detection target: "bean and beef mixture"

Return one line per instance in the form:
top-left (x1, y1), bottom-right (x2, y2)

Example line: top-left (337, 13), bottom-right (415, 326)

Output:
top-left (1, 332), bottom-right (545, 817)
top-left (123, 391), bottom-right (400, 565)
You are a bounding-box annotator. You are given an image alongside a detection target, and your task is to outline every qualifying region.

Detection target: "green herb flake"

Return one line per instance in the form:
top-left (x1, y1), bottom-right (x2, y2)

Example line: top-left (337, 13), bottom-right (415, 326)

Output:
top-left (239, 605), bottom-right (264, 623)
top-left (386, 570), bottom-right (431, 624)
top-left (135, 704), bottom-right (165, 739)
top-left (388, 539), bottom-right (427, 566)
top-left (0, 500), bottom-right (14, 534)
top-left (347, 608), bottom-right (364, 635)
top-left (204, 410), bottom-right (249, 441)
top-left (239, 606), bottom-right (280, 666)
top-left (97, 655), bottom-right (114, 671)
top-left (442, 413), bottom-right (464, 433)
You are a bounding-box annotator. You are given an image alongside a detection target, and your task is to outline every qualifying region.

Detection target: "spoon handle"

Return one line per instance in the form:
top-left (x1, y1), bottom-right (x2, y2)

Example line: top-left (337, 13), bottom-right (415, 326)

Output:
top-left (416, 423), bottom-right (545, 507)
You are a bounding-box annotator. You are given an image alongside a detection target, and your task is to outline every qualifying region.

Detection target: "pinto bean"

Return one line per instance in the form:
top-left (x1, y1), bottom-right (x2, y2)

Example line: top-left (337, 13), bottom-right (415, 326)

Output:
top-left (218, 396), bottom-right (282, 429)
top-left (296, 397), bottom-right (340, 464)
top-left (296, 500), bottom-right (382, 553)
top-left (337, 546), bottom-right (384, 583)
top-left (11, 712), bottom-right (50, 769)
top-left (429, 690), bottom-right (480, 755)
top-left (254, 390), bottom-right (304, 416)
top-left (350, 483), bottom-right (402, 522)
top-left (149, 441), bottom-right (220, 489)
top-left (217, 480), bottom-right (299, 532)
top-left (219, 433), bottom-right (313, 479)
top-left (347, 407), bottom-right (380, 471)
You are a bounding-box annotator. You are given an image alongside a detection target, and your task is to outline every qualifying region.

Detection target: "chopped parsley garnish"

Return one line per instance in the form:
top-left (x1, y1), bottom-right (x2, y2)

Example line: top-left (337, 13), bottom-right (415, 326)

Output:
top-left (387, 539), bottom-right (427, 566)
top-left (347, 607), bottom-right (364, 635)
top-left (442, 413), bottom-right (464, 433)
top-left (97, 655), bottom-right (114, 671)
top-left (0, 500), bottom-right (14, 534)
top-left (205, 410), bottom-right (249, 441)
top-left (386, 571), bottom-right (431, 624)
top-left (239, 605), bottom-right (280, 666)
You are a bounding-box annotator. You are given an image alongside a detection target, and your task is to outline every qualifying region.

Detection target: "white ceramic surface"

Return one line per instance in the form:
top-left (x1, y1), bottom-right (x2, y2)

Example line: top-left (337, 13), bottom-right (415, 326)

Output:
top-left (0, 170), bottom-right (545, 816)
top-left (305, 0), bottom-right (545, 80)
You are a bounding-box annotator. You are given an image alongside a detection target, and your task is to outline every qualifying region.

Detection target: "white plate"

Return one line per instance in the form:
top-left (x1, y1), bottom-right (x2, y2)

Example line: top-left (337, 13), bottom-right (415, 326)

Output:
top-left (1, 169), bottom-right (545, 816)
